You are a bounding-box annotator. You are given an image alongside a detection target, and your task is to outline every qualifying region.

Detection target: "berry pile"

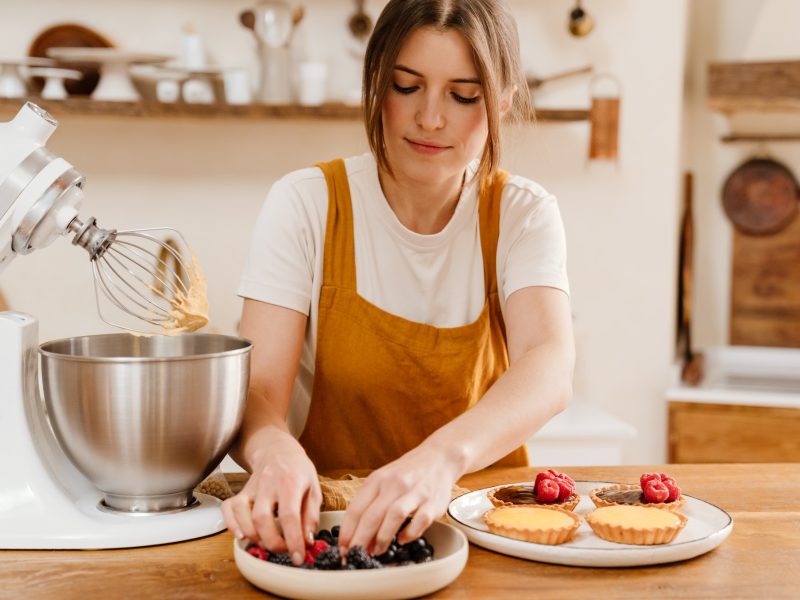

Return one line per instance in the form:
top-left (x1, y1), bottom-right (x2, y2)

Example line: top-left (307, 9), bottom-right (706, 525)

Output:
top-left (534, 469), bottom-right (576, 503)
top-left (640, 472), bottom-right (681, 503)
top-left (245, 524), bottom-right (435, 570)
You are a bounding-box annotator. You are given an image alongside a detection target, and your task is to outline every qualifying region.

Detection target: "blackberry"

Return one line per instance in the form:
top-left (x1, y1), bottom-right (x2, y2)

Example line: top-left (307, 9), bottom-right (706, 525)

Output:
top-left (267, 552), bottom-right (294, 567)
top-left (346, 545), bottom-right (383, 569)
top-left (316, 529), bottom-right (334, 545)
top-left (313, 546), bottom-right (342, 570)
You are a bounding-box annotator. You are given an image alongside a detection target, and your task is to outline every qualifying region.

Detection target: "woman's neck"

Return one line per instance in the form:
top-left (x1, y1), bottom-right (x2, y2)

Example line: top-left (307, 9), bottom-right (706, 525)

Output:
top-left (378, 168), bottom-right (466, 235)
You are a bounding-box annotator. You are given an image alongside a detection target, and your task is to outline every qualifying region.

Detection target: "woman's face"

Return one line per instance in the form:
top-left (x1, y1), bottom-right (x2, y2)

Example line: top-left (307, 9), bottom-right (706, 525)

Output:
top-left (381, 26), bottom-right (488, 187)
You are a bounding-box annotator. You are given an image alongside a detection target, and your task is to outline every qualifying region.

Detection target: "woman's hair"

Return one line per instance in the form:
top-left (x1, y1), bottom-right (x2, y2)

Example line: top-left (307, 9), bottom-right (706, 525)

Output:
top-left (363, 0), bottom-right (532, 188)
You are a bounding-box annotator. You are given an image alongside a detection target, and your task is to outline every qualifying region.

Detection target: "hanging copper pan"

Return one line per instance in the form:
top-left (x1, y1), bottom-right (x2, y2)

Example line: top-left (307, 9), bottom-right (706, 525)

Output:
top-left (721, 157), bottom-right (799, 235)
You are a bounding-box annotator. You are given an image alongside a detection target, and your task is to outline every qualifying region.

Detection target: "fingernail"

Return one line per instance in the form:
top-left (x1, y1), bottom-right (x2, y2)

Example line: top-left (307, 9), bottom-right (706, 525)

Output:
top-left (292, 552), bottom-right (303, 566)
top-left (307, 529), bottom-right (315, 544)
top-left (233, 529), bottom-right (244, 540)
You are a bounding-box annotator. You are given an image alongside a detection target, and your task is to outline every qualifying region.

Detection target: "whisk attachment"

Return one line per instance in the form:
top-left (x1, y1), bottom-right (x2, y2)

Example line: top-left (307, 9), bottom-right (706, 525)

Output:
top-left (67, 217), bottom-right (208, 335)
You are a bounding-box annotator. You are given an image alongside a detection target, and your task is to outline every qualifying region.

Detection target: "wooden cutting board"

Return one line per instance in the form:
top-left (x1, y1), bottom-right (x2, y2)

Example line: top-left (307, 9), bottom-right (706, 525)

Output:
top-left (730, 214), bottom-right (800, 346)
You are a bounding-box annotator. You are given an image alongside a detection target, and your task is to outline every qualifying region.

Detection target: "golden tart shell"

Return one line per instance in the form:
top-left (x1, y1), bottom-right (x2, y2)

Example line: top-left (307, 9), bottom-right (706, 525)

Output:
top-left (487, 485), bottom-right (581, 512)
top-left (584, 505), bottom-right (688, 545)
top-left (589, 483), bottom-right (686, 512)
top-left (482, 505), bottom-right (580, 545)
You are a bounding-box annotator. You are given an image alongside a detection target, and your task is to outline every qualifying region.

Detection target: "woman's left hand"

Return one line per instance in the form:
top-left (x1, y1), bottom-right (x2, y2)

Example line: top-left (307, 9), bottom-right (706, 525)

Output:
top-left (337, 444), bottom-right (462, 556)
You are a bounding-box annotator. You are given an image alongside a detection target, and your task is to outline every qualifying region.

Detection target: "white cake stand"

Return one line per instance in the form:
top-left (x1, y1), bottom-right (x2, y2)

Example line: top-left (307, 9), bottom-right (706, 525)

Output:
top-left (0, 57), bottom-right (55, 98)
top-left (28, 67), bottom-right (83, 100)
top-left (46, 48), bottom-right (171, 101)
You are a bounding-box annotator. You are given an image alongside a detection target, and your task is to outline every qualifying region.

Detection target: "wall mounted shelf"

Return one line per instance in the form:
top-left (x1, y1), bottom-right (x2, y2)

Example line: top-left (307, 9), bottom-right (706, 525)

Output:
top-left (709, 59), bottom-right (800, 141)
top-left (0, 96), bottom-right (589, 122)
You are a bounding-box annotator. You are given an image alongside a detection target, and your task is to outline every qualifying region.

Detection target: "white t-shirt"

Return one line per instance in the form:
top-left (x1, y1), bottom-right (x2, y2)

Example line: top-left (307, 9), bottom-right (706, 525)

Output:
top-left (239, 153), bottom-right (569, 436)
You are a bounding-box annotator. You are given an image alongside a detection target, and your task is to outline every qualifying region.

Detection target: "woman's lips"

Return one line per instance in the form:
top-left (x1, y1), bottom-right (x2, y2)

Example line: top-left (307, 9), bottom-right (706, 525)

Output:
top-left (406, 138), bottom-right (451, 155)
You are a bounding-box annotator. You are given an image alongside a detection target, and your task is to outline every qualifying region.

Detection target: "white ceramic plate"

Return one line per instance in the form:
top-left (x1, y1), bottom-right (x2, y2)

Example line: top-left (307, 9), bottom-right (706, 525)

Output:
top-left (233, 511), bottom-right (469, 600)
top-left (447, 480), bottom-right (733, 568)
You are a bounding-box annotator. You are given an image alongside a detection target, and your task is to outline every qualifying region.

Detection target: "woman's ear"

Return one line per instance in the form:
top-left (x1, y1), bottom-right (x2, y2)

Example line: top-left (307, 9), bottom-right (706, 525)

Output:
top-left (499, 85), bottom-right (517, 117)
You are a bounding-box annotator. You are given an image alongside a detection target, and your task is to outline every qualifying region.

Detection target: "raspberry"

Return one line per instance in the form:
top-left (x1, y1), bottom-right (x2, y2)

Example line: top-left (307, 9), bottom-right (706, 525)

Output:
top-left (555, 477), bottom-right (575, 502)
top-left (659, 473), bottom-right (671, 482)
top-left (309, 539), bottom-right (329, 559)
top-left (548, 469), bottom-right (575, 486)
top-left (643, 479), bottom-right (669, 503)
top-left (640, 473), bottom-right (661, 489)
top-left (535, 478), bottom-right (560, 503)
top-left (535, 470), bottom-right (556, 488)
top-left (661, 477), bottom-right (681, 502)
top-left (246, 544), bottom-right (268, 561)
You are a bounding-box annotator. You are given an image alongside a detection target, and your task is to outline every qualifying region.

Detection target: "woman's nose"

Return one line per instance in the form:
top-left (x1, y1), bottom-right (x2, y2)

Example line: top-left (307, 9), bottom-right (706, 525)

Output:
top-left (415, 93), bottom-right (445, 131)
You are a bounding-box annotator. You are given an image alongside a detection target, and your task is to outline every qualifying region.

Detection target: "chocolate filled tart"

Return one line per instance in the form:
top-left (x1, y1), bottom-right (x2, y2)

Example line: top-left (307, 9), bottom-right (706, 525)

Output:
top-left (589, 484), bottom-right (686, 512)
top-left (487, 484), bottom-right (580, 511)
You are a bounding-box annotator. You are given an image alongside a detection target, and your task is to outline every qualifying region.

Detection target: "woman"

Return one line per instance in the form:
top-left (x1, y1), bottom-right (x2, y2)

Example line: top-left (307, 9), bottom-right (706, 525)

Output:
top-left (223, 0), bottom-right (574, 566)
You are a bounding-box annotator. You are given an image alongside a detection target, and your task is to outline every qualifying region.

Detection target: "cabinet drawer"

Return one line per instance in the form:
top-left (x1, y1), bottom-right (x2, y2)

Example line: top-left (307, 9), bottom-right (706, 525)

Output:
top-left (668, 401), bottom-right (800, 463)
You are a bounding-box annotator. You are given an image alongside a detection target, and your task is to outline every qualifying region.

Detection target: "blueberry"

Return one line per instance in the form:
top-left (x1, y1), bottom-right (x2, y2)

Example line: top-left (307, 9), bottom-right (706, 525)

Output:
top-left (316, 529), bottom-right (334, 545)
top-left (331, 525), bottom-right (340, 537)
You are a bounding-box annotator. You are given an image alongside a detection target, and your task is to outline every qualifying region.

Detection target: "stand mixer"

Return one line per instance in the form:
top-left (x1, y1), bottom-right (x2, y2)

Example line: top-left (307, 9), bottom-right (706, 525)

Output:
top-left (0, 102), bottom-right (251, 549)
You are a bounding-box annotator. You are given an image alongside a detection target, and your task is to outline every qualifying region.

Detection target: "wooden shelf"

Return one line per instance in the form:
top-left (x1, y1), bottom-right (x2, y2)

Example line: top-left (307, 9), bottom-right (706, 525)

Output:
top-left (0, 96), bottom-right (589, 122)
top-left (721, 133), bottom-right (800, 143)
top-left (708, 59), bottom-right (800, 114)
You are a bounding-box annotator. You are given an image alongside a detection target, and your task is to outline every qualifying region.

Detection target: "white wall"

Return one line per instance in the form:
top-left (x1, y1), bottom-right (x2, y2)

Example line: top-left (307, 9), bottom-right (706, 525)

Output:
top-left (0, 0), bottom-right (689, 464)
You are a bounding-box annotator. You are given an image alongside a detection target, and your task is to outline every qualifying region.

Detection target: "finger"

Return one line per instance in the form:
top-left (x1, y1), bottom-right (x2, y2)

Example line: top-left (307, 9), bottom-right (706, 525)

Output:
top-left (397, 500), bottom-right (439, 545)
top-left (371, 494), bottom-right (420, 555)
top-left (301, 481), bottom-right (323, 545)
top-left (338, 480), bottom-right (381, 550)
top-left (228, 494), bottom-right (261, 543)
top-left (221, 496), bottom-right (246, 541)
top-left (277, 478), bottom-right (309, 565)
top-left (345, 491), bottom-right (399, 556)
top-left (251, 480), bottom-right (287, 553)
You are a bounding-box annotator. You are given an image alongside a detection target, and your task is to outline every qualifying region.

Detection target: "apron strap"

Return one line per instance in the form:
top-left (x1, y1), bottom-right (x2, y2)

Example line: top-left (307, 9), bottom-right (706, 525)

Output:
top-left (317, 159), bottom-right (357, 291)
top-left (479, 170), bottom-right (509, 297)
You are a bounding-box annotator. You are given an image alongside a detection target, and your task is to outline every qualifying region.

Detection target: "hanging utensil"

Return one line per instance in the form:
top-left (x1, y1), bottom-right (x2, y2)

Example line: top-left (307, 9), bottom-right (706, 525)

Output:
top-left (721, 157), bottom-right (799, 235)
top-left (527, 65), bottom-right (593, 90)
top-left (283, 5), bottom-right (306, 49)
top-left (678, 172), bottom-right (704, 386)
top-left (348, 0), bottom-right (373, 41)
top-left (568, 0), bottom-right (595, 37)
top-left (588, 73), bottom-right (621, 161)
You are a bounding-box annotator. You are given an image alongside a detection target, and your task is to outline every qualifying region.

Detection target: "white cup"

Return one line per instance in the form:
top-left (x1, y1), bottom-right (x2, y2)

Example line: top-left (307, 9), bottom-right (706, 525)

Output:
top-left (156, 79), bottom-right (181, 103)
top-left (223, 69), bottom-right (252, 105)
top-left (297, 61), bottom-right (328, 107)
top-left (182, 77), bottom-right (215, 104)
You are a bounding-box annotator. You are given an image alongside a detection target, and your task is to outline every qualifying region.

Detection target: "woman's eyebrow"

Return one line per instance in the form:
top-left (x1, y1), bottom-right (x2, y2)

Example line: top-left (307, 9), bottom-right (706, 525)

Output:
top-left (394, 64), bottom-right (481, 84)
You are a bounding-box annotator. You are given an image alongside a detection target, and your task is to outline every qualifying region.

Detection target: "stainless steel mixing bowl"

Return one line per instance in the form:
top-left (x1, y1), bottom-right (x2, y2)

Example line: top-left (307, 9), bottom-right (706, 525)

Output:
top-left (39, 333), bottom-right (252, 513)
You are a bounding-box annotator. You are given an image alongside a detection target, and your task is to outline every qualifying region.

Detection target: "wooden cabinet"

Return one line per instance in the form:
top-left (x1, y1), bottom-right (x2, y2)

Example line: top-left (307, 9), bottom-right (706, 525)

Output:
top-left (668, 401), bottom-right (800, 463)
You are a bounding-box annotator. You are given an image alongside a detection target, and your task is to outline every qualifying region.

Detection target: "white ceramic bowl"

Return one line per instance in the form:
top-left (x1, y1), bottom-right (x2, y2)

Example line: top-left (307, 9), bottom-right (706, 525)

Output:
top-left (233, 511), bottom-right (469, 600)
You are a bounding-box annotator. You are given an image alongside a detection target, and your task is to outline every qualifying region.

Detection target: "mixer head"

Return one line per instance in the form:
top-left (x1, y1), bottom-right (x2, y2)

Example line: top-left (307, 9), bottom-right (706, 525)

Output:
top-left (0, 102), bottom-right (208, 335)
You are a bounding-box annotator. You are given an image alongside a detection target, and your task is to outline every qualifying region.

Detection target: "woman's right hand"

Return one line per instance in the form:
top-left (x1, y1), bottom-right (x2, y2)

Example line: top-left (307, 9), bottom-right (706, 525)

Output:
top-left (222, 436), bottom-right (322, 566)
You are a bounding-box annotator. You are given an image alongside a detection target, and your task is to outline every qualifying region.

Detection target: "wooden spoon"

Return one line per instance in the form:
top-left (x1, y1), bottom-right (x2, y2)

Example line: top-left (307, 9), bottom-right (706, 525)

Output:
top-left (284, 5), bottom-right (305, 48)
top-left (527, 65), bottom-right (593, 90)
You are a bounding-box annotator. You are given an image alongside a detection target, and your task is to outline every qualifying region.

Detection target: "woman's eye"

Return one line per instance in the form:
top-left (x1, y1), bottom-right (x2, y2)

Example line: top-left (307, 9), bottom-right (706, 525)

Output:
top-left (392, 83), bottom-right (417, 94)
top-left (453, 93), bottom-right (481, 105)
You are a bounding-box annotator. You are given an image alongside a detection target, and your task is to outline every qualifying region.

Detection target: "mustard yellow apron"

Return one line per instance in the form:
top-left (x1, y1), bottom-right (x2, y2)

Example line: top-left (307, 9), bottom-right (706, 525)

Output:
top-left (298, 159), bottom-right (529, 471)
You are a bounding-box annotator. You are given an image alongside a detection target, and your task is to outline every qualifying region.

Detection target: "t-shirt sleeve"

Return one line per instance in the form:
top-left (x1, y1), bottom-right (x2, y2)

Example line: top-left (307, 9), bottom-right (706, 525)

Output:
top-left (238, 172), bottom-right (322, 315)
top-left (498, 179), bottom-right (570, 300)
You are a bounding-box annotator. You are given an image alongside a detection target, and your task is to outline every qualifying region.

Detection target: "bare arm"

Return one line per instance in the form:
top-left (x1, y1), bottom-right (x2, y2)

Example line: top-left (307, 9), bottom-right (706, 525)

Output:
top-left (339, 286), bottom-right (575, 554)
top-left (222, 298), bottom-right (321, 566)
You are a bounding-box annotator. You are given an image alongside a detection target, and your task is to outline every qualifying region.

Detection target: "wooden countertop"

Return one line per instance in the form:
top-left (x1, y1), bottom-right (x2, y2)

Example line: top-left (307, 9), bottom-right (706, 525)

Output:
top-left (3, 464), bottom-right (799, 599)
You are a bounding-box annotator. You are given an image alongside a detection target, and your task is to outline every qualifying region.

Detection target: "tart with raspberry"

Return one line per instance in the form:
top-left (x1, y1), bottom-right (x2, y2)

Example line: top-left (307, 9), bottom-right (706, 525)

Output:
top-left (585, 505), bottom-right (688, 545)
top-left (488, 469), bottom-right (581, 511)
top-left (589, 473), bottom-right (685, 512)
top-left (483, 505), bottom-right (580, 545)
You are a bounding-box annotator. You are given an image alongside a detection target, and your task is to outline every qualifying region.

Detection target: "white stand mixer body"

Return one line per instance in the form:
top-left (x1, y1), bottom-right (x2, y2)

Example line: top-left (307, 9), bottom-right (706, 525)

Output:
top-left (0, 312), bottom-right (227, 549)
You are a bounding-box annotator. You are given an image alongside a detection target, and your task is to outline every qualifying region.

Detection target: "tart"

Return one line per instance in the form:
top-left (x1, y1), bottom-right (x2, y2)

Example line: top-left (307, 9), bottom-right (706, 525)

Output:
top-left (589, 484), bottom-right (686, 512)
top-left (483, 505), bottom-right (580, 545)
top-left (585, 505), bottom-right (688, 545)
top-left (488, 484), bottom-right (581, 511)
